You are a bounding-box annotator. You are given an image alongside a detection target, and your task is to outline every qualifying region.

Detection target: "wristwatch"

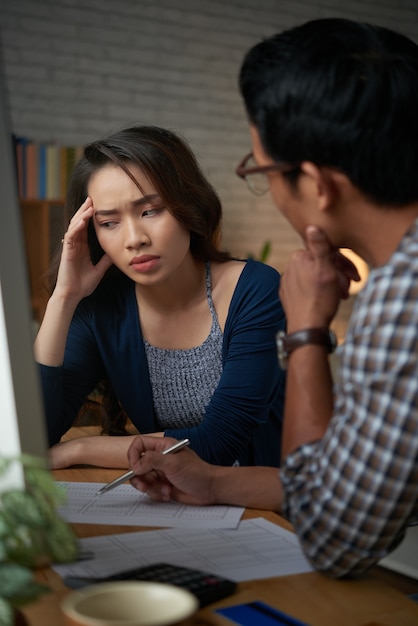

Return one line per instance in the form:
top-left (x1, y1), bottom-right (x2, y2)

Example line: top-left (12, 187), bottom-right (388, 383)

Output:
top-left (276, 328), bottom-right (337, 370)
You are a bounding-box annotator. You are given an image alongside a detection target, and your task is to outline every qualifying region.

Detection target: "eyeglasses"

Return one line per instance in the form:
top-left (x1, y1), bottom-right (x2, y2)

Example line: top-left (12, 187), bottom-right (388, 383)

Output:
top-left (236, 152), bottom-right (300, 195)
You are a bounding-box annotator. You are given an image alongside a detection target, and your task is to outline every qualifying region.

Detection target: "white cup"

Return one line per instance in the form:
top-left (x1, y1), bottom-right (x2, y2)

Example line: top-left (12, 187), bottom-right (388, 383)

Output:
top-left (61, 581), bottom-right (199, 626)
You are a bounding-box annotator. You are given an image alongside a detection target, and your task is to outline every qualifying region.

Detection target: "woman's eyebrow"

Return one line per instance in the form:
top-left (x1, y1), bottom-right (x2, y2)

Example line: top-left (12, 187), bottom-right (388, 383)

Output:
top-left (132, 194), bottom-right (160, 207)
top-left (94, 194), bottom-right (161, 216)
top-left (94, 208), bottom-right (119, 217)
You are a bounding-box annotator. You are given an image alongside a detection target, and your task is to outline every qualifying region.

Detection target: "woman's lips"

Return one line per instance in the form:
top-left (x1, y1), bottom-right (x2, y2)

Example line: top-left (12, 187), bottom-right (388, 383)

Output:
top-left (129, 255), bottom-right (160, 272)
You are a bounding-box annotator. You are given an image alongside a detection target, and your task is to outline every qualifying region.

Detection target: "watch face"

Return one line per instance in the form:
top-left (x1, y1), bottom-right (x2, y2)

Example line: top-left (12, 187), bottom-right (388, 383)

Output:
top-left (276, 331), bottom-right (288, 370)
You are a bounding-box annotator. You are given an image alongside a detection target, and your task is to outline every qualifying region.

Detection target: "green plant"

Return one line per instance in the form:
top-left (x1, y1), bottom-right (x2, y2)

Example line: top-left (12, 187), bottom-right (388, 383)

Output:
top-left (0, 455), bottom-right (78, 626)
top-left (248, 240), bottom-right (272, 264)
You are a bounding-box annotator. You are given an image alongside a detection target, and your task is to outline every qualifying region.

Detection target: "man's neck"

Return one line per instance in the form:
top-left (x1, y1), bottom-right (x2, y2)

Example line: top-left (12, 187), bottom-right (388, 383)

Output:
top-left (339, 202), bottom-right (418, 269)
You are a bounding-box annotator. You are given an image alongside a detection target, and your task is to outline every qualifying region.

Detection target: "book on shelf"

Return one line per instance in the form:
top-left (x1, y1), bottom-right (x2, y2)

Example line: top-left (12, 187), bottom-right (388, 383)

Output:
top-left (38, 143), bottom-right (47, 199)
top-left (46, 144), bottom-right (60, 200)
top-left (12, 134), bottom-right (28, 199)
top-left (12, 135), bottom-right (84, 201)
top-left (25, 141), bottom-right (39, 199)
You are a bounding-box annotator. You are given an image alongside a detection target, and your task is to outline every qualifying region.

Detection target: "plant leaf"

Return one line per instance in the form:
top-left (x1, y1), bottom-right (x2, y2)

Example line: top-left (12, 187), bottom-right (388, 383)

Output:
top-left (0, 517), bottom-right (9, 539)
top-left (4, 526), bottom-right (47, 568)
top-left (0, 543), bottom-right (7, 562)
top-left (8, 582), bottom-right (50, 607)
top-left (0, 491), bottom-right (45, 528)
top-left (25, 467), bottom-right (66, 503)
top-left (0, 458), bottom-right (12, 477)
top-left (0, 563), bottom-right (33, 598)
top-left (45, 519), bottom-right (78, 563)
top-left (0, 597), bottom-right (13, 626)
top-left (259, 241), bottom-right (272, 263)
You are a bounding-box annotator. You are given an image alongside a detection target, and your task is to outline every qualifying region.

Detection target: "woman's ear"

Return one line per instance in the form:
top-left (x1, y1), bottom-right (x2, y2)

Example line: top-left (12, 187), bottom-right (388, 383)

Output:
top-left (299, 161), bottom-right (339, 212)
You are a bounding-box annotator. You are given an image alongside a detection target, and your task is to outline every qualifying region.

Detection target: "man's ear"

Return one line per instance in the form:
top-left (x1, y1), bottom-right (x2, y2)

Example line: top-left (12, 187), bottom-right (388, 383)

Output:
top-left (299, 161), bottom-right (338, 212)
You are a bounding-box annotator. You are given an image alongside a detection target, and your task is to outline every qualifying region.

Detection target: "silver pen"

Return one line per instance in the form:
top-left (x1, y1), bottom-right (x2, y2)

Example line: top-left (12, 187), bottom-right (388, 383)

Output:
top-left (95, 438), bottom-right (190, 497)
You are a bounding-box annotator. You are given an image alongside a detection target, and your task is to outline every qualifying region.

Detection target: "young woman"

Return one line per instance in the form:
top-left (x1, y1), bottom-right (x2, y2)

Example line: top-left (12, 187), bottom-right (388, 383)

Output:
top-left (35, 125), bottom-right (286, 469)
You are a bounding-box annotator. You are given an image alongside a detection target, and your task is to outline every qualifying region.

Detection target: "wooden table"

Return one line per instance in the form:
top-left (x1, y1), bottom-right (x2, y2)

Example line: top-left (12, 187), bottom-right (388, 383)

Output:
top-left (21, 439), bottom-right (418, 625)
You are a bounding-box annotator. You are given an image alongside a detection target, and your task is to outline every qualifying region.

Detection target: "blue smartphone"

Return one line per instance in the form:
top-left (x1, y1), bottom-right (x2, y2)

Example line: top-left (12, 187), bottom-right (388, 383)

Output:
top-left (216, 601), bottom-right (310, 626)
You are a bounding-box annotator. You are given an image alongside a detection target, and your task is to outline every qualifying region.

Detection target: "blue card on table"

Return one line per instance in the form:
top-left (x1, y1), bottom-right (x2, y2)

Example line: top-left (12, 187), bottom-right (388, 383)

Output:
top-left (216, 601), bottom-right (310, 626)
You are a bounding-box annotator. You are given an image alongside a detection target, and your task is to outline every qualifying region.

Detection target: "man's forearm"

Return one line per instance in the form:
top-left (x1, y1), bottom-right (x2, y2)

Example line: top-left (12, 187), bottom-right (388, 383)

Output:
top-left (210, 465), bottom-right (283, 511)
top-left (282, 344), bottom-right (334, 458)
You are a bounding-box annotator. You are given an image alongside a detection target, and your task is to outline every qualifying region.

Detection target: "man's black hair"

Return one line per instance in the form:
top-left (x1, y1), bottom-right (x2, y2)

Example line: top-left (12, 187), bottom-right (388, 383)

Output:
top-left (239, 18), bottom-right (418, 205)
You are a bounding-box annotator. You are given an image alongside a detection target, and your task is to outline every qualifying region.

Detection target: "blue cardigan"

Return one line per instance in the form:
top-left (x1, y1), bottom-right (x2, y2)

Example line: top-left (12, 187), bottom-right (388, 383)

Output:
top-left (40, 259), bottom-right (286, 466)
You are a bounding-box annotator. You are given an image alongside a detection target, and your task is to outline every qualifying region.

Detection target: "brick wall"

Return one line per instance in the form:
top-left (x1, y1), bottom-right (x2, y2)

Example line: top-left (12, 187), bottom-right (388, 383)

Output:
top-left (1, 0), bottom-right (417, 337)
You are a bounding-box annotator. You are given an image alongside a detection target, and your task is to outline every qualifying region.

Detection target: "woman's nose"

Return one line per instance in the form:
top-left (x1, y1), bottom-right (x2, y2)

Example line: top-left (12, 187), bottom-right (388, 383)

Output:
top-left (125, 221), bottom-right (150, 249)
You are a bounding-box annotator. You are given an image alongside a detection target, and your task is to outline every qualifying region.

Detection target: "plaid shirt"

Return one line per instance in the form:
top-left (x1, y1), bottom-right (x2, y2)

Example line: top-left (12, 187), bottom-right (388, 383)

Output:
top-left (281, 218), bottom-right (418, 578)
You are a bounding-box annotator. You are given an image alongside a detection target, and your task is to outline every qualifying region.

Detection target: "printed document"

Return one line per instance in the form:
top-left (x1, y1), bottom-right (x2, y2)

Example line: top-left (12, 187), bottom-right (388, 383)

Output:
top-left (56, 481), bottom-right (244, 529)
top-left (53, 517), bottom-right (313, 582)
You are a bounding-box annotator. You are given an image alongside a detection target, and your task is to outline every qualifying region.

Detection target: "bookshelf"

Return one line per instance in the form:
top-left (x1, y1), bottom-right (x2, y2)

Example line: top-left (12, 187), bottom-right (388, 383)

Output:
top-left (12, 136), bottom-right (82, 323)
top-left (20, 199), bottom-right (65, 324)
top-left (13, 136), bottom-right (83, 202)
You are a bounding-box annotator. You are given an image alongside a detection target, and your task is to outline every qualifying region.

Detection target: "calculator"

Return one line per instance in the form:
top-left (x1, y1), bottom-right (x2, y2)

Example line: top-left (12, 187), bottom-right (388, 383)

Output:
top-left (64, 562), bottom-right (237, 607)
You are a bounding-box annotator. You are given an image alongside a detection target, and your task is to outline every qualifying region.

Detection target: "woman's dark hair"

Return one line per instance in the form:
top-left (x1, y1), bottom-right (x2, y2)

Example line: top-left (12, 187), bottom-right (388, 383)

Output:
top-left (239, 18), bottom-right (418, 206)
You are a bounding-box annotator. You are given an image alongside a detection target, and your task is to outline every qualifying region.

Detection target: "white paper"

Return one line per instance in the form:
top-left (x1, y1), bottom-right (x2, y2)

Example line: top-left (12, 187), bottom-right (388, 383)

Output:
top-left (53, 517), bottom-right (313, 582)
top-left (56, 481), bottom-right (244, 529)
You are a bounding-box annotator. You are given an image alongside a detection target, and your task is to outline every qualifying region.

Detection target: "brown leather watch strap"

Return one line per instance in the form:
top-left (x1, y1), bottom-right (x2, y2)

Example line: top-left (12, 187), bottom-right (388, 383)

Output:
top-left (276, 328), bottom-right (337, 370)
top-left (282, 328), bottom-right (337, 353)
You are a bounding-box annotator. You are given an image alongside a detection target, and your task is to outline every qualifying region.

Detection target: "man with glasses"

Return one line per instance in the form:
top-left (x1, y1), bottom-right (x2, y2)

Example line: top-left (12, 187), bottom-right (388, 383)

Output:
top-left (236, 152), bottom-right (300, 196)
top-left (127, 18), bottom-right (418, 578)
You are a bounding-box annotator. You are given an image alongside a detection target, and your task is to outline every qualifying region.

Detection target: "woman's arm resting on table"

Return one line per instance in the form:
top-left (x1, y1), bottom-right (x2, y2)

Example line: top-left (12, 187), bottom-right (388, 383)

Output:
top-left (49, 435), bottom-right (139, 469)
top-left (128, 435), bottom-right (283, 511)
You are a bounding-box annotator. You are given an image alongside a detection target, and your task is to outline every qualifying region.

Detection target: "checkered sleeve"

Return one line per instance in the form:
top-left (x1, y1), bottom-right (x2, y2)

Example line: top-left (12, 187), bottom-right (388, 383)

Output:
top-left (280, 233), bottom-right (418, 578)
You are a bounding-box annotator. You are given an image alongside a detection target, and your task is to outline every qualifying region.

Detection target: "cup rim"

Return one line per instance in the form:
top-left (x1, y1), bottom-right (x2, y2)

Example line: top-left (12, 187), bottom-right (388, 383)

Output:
top-left (61, 580), bottom-right (199, 626)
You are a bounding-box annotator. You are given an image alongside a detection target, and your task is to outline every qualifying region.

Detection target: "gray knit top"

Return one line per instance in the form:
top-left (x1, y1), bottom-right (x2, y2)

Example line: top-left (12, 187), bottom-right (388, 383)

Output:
top-left (144, 263), bottom-right (223, 429)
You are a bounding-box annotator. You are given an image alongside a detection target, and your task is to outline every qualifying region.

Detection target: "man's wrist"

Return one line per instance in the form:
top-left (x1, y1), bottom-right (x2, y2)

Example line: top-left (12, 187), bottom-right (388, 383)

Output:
top-left (277, 327), bottom-right (337, 369)
top-left (209, 465), bottom-right (232, 505)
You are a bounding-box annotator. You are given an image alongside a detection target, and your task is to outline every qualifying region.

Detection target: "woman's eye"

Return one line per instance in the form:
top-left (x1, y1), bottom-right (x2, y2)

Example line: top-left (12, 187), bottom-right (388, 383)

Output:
top-left (100, 221), bottom-right (117, 229)
top-left (142, 206), bottom-right (163, 218)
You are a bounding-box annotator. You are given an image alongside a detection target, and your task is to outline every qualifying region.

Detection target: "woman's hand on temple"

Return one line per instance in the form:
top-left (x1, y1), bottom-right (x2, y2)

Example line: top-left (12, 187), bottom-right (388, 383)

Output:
top-left (55, 197), bottom-right (113, 303)
top-left (34, 197), bottom-right (112, 366)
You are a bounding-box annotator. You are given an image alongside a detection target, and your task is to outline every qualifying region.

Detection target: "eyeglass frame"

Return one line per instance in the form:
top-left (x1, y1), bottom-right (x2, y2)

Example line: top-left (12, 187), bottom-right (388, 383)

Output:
top-left (236, 152), bottom-right (300, 195)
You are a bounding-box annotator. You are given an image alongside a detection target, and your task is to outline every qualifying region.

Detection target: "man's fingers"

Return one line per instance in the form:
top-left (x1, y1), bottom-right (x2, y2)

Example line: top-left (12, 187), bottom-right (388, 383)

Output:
top-left (128, 435), bottom-right (179, 468)
top-left (304, 225), bottom-right (333, 260)
top-left (130, 450), bottom-right (163, 475)
top-left (130, 475), bottom-right (172, 502)
top-left (306, 228), bottom-right (362, 294)
top-left (334, 251), bottom-right (361, 281)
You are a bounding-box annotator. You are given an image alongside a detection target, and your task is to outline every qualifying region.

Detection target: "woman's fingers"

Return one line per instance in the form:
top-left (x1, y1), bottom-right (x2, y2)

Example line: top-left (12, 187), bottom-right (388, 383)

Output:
top-left (69, 197), bottom-right (93, 223)
top-left (62, 198), bottom-right (94, 245)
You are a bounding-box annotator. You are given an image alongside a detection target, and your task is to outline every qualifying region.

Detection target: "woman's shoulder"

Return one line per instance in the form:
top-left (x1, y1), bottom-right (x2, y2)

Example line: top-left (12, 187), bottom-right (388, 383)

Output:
top-left (222, 259), bottom-right (284, 333)
top-left (213, 259), bottom-right (279, 291)
top-left (212, 260), bottom-right (280, 325)
top-left (211, 259), bottom-right (246, 288)
top-left (213, 257), bottom-right (279, 282)
top-left (243, 258), bottom-right (280, 280)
